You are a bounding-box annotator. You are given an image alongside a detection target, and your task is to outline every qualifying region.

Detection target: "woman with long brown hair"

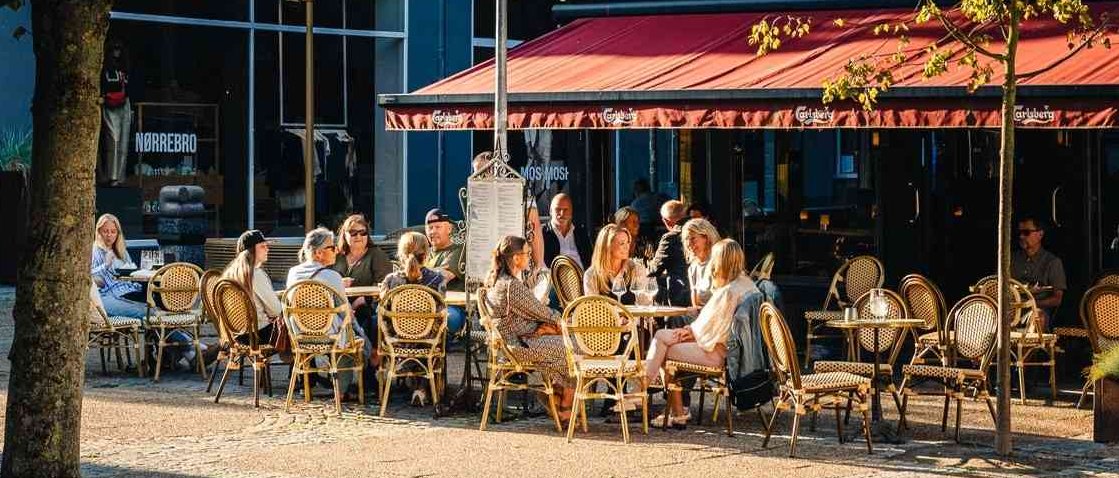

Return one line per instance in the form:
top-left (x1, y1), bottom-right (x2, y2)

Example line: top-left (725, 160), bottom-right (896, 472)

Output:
top-left (332, 214), bottom-right (392, 333)
top-left (221, 230), bottom-right (283, 336)
top-left (484, 235), bottom-right (575, 420)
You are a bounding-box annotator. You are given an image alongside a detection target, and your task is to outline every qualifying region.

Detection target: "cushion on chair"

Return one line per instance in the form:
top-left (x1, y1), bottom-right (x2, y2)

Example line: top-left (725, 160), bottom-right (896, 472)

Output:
top-left (665, 360), bottom-right (725, 376)
top-left (579, 359), bottom-right (640, 376)
top-left (798, 371), bottom-right (870, 392)
top-left (148, 312), bottom-right (202, 326)
top-left (107, 316), bottom-right (142, 329)
top-left (901, 364), bottom-right (986, 380)
top-left (813, 361), bottom-right (893, 377)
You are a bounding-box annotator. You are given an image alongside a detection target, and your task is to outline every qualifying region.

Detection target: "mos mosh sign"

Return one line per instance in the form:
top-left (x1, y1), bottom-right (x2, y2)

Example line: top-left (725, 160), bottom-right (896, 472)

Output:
top-left (135, 132), bottom-right (198, 154)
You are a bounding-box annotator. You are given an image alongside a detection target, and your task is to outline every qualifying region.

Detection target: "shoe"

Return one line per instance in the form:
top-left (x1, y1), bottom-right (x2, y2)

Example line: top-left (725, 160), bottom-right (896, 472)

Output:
top-left (610, 396), bottom-right (643, 413)
top-left (410, 389), bottom-right (428, 407)
top-left (652, 412), bottom-right (690, 429)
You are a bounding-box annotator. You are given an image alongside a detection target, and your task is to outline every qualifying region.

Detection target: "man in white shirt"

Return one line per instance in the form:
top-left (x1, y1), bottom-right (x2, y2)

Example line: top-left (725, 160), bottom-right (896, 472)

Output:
top-left (541, 193), bottom-right (591, 269)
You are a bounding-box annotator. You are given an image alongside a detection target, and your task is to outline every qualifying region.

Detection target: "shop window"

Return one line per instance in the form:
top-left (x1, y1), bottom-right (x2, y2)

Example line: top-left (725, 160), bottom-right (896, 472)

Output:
top-left (114, 0), bottom-right (248, 21)
top-left (279, 33), bottom-right (346, 126)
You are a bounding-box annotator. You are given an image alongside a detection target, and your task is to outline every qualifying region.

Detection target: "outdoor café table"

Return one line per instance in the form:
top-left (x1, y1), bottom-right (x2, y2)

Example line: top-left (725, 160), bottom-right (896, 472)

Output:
top-left (120, 269), bottom-right (156, 282)
top-left (826, 317), bottom-right (925, 422)
top-left (278, 285), bottom-right (469, 307)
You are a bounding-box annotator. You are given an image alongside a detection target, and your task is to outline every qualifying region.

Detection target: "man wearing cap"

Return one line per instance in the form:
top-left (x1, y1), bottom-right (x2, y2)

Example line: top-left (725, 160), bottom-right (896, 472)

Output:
top-left (425, 209), bottom-right (468, 334)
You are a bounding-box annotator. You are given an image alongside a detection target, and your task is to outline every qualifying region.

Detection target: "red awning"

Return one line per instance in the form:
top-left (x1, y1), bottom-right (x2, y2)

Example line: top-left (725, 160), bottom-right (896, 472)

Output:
top-left (381, 5), bottom-right (1119, 130)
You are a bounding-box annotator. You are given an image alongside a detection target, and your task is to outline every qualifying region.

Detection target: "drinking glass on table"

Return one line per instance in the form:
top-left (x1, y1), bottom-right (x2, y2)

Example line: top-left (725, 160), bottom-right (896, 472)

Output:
top-left (644, 279), bottom-right (659, 306)
top-left (611, 276), bottom-right (627, 303)
top-left (140, 251), bottom-right (152, 271)
top-left (151, 251), bottom-right (164, 269)
top-left (869, 289), bottom-right (889, 320)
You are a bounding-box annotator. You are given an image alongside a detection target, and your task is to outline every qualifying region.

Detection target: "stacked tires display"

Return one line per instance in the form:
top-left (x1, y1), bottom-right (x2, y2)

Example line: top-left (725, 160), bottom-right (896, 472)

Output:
top-left (157, 185), bottom-right (208, 266)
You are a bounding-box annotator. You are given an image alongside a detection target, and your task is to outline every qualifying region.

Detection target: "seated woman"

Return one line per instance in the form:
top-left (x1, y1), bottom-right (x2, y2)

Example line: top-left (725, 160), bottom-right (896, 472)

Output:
top-left (682, 218), bottom-right (721, 308)
top-left (379, 231), bottom-right (446, 405)
top-left (484, 235), bottom-right (575, 420)
top-left (286, 227), bottom-right (373, 398)
top-left (91, 214), bottom-right (146, 318)
top-left (583, 224), bottom-right (649, 305)
top-left (614, 206), bottom-right (645, 258)
top-left (332, 214), bottom-right (392, 336)
top-left (645, 239), bottom-right (758, 427)
top-left (221, 229), bottom-right (283, 345)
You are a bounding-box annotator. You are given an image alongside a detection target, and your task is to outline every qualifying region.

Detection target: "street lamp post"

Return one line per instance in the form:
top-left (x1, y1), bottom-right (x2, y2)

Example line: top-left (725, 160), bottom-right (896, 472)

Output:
top-left (303, 0), bottom-right (315, 232)
top-left (493, 0), bottom-right (508, 161)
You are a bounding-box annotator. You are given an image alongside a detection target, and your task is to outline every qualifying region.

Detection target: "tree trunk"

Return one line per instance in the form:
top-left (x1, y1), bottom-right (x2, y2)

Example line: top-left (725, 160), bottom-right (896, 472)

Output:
top-left (995, 7), bottom-right (1021, 458)
top-left (2, 2), bottom-right (112, 477)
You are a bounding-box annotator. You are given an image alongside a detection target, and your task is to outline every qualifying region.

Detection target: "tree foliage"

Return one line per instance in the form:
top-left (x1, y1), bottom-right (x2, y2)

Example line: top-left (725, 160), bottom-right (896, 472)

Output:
top-left (748, 0), bottom-right (1110, 111)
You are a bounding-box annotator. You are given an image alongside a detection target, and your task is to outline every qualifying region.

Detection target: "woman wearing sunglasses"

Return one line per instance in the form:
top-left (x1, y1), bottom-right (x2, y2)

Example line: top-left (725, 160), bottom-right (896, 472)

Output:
top-left (332, 214), bottom-right (393, 337)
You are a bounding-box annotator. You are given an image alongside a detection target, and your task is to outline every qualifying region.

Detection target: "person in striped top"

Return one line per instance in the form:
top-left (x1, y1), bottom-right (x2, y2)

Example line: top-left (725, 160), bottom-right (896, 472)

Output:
top-left (91, 214), bottom-right (146, 318)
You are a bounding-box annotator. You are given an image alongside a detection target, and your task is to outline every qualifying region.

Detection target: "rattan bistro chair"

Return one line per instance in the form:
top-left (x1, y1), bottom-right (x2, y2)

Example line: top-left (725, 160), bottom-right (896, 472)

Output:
top-left (282, 280), bottom-right (366, 414)
top-left (759, 302), bottom-right (873, 457)
top-left (971, 276), bottom-right (1058, 404)
top-left (1097, 273), bottom-right (1119, 288)
top-left (898, 294), bottom-right (999, 442)
top-left (560, 295), bottom-right (649, 443)
top-left (377, 284), bottom-right (448, 418)
top-left (1077, 285), bottom-right (1119, 409)
top-left (749, 252), bottom-right (776, 281)
top-left (476, 286), bottom-right (564, 433)
top-left (88, 285), bottom-right (145, 377)
top-left (199, 269), bottom-right (229, 393)
top-left (900, 274), bottom-right (949, 366)
top-left (212, 279), bottom-right (276, 407)
top-left (813, 289), bottom-right (909, 418)
top-left (662, 359), bottom-right (734, 435)
top-left (551, 255), bottom-right (585, 309)
top-left (145, 262), bottom-right (206, 382)
top-left (804, 255), bottom-right (885, 368)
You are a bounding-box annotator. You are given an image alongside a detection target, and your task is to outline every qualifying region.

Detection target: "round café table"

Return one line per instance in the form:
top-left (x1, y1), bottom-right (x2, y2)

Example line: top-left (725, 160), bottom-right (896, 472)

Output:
top-left (826, 317), bottom-right (925, 421)
top-left (277, 285), bottom-right (470, 307)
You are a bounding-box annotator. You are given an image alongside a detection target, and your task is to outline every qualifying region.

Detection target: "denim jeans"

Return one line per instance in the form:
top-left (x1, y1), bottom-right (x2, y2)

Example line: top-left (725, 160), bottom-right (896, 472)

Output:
top-left (101, 294), bottom-right (147, 318)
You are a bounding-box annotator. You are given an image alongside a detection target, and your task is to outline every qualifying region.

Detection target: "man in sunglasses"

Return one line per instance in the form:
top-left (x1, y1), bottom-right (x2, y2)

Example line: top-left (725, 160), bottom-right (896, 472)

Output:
top-left (1012, 216), bottom-right (1066, 329)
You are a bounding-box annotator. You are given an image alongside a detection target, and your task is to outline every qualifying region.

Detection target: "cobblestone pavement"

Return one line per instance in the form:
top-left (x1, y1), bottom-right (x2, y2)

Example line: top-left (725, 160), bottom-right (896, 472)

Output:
top-left (0, 286), bottom-right (1116, 477)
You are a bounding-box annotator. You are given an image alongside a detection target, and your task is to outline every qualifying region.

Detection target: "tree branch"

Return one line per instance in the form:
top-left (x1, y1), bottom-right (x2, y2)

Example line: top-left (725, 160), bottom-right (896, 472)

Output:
top-left (936, 10), bottom-right (1006, 61)
top-left (1018, 21), bottom-right (1111, 79)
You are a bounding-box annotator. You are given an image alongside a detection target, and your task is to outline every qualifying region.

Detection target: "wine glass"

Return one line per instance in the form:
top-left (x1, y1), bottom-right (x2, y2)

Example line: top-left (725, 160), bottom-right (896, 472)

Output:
top-left (869, 289), bottom-right (889, 320)
top-left (645, 279), bottom-right (659, 306)
top-left (611, 276), bottom-right (627, 303)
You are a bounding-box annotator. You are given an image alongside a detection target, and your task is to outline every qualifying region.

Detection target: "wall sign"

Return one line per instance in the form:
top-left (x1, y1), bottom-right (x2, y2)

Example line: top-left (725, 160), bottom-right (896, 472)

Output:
top-left (135, 132), bottom-right (198, 154)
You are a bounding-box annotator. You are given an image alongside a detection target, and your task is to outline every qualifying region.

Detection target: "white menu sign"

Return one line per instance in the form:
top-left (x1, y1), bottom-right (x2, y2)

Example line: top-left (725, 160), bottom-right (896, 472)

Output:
top-left (466, 178), bottom-right (526, 281)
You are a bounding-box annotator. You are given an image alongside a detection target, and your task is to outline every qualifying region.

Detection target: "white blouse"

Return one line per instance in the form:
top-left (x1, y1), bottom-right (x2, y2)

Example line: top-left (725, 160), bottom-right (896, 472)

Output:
top-left (690, 275), bottom-right (758, 352)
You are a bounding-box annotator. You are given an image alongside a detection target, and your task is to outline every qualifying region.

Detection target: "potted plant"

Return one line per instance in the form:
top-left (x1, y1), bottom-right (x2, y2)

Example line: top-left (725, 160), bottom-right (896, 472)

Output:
top-left (1090, 346), bottom-right (1119, 443)
top-left (0, 125), bottom-right (31, 284)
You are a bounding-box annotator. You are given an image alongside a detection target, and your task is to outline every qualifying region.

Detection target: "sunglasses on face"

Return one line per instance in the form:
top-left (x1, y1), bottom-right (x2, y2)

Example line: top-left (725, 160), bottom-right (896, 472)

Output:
top-left (1018, 229), bottom-right (1039, 236)
top-left (348, 229), bottom-right (369, 237)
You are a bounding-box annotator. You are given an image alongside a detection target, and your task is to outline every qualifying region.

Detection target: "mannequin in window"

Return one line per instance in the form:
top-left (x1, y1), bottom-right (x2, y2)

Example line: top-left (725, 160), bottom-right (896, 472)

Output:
top-left (100, 39), bottom-right (131, 187)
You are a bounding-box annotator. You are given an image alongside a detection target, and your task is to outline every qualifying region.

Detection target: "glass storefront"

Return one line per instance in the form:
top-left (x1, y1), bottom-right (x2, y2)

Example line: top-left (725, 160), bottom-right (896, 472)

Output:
top-left (101, 0), bottom-right (404, 239)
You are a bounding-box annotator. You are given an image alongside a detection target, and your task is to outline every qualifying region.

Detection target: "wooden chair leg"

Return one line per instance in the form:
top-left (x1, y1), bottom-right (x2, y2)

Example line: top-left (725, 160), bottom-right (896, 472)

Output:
top-left (762, 395), bottom-right (783, 448)
top-left (153, 328), bottom-right (167, 382)
top-left (834, 397), bottom-right (845, 444)
top-left (379, 360), bottom-right (394, 418)
top-left (788, 407), bottom-right (802, 457)
top-left (214, 358), bottom-right (234, 404)
top-left (284, 362), bottom-right (299, 412)
top-left (859, 391), bottom-right (873, 454)
top-left (566, 395), bottom-right (582, 443)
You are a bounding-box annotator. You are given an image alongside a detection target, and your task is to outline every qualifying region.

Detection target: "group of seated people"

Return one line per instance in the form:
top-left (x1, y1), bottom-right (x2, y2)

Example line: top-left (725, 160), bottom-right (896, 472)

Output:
top-left (90, 182), bottom-right (762, 423)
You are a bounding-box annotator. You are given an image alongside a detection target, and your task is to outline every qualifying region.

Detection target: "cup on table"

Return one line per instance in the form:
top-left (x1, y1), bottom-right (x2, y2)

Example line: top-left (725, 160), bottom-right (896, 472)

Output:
top-left (843, 307), bottom-right (857, 322)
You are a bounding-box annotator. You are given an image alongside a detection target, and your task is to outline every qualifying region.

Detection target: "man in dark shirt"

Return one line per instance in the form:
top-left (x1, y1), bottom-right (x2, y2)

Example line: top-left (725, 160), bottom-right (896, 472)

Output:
top-left (541, 193), bottom-right (592, 269)
top-left (1012, 217), bottom-right (1067, 329)
top-left (648, 199), bottom-right (690, 306)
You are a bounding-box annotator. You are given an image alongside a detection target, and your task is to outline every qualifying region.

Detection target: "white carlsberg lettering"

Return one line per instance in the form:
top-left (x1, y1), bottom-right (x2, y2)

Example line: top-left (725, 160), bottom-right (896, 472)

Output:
top-left (1014, 105), bottom-right (1055, 125)
top-left (794, 106), bottom-right (834, 126)
top-left (135, 132), bottom-right (199, 154)
top-left (432, 109), bottom-right (465, 128)
top-left (602, 108), bottom-right (637, 126)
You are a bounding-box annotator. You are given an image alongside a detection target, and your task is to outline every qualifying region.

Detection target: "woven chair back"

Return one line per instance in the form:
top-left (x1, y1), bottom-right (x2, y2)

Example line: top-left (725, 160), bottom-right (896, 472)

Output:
top-left (199, 269), bottom-right (227, 342)
top-left (1083, 284), bottom-right (1119, 354)
top-left (900, 274), bottom-right (946, 334)
top-left (148, 262), bottom-right (203, 313)
top-left (948, 294), bottom-right (999, 368)
top-left (551, 255), bottom-right (585, 308)
top-left (283, 280), bottom-right (347, 338)
top-left (1097, 274), bottom-right (1119, 287)
top-left (824, 255), bottom-right (884, 309)
top-left (565, 295), bottom-right (625, 357)
top-left (760, 302), bottom-right (802, 389)
top-left (852, 289), bottom-right (908, 358)
top-left (749, 252), bottom-right (776, 281)
top-left (381, 284), bottom-right (444, 341)
top-left (971, 275), bottom-right (1035, 328)
top-left (214, 279), bottom-right (259, 341)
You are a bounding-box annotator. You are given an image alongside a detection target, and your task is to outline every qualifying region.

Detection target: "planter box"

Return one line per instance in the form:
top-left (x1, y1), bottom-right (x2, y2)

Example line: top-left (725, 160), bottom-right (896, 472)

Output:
top-left (1095, 377), bottom-right (1119, 443)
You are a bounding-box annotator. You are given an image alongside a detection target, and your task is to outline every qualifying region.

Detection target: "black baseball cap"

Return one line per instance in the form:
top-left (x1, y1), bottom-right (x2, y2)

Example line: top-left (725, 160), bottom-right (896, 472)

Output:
top-left (236, 229), bottom-right (271, 253)
top-left (425, 208), bottom-right (453, 225)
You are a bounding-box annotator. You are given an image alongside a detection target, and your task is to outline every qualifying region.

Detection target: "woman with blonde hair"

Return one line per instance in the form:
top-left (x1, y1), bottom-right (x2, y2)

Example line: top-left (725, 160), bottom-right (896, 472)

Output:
top-left (583, 224), bottom-right (648, 303)
top-left (645, 239), bottom-right (757, 427)
top-left (681, 218), bottom-right (721, 307)
top-left (380, 232), bottom-right (444, 292)
top-left (483, 235), bottom-right (574, 419)
top-left (91, 213), bottom-right (146, 318)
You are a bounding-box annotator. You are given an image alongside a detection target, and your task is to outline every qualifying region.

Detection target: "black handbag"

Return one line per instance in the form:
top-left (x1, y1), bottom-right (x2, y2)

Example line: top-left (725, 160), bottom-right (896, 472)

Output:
top-left (731, 369), bottom-right (775, 411)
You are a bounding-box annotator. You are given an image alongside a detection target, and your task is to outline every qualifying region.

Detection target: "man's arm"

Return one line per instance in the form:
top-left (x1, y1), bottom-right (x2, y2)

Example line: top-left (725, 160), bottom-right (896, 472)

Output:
top-left (647, 234), bottom-right (671, 277)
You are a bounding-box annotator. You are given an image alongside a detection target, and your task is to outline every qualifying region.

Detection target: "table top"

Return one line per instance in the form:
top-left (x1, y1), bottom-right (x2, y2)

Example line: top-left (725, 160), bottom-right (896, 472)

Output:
top-left (624, 305), bottom-right (693, 317)
top-left (825, 317), bottom-right (926, 330)
top-left (804, 310), bottom-right (844, 321)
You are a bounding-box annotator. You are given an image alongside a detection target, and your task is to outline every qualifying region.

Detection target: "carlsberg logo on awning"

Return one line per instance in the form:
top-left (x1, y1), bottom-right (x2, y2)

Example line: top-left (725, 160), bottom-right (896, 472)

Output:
top-left (1014, 105), bottom-right (1055, 125)
top-left (135, 132), bottom-right (198, 154)
top-left (795, 106), bottom-right (834, 126)
top-left (432, 110), bottom-right (466, 128)
top-left (602, 108), bottom-right (637, 126)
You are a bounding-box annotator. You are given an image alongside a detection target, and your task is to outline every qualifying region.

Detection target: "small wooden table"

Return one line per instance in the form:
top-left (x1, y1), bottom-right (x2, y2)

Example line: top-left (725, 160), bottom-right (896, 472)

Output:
top-left (279, 285), bottom-right (470, 307)
top-left (827, 317), bottom-right (925, 420)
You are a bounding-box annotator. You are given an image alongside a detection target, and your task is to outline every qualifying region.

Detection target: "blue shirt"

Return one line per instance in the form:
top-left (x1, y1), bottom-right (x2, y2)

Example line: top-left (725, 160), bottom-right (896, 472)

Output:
top-left (91, 246), bottom-right (140, 299)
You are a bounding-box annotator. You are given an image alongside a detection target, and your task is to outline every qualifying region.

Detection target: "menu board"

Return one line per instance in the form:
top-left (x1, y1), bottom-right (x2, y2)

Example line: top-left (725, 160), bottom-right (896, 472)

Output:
top-left (466, 178), bottom-right (526, 281)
